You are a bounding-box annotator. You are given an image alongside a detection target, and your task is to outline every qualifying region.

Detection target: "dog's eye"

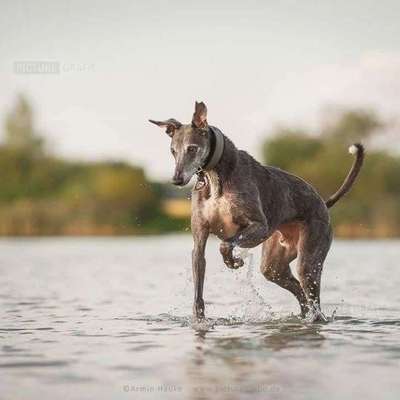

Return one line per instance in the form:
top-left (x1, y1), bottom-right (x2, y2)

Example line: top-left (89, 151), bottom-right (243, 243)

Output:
top-left (187, 145), bottom-right (198, 153)
top-left (171, 148), bottom-right (176, 156)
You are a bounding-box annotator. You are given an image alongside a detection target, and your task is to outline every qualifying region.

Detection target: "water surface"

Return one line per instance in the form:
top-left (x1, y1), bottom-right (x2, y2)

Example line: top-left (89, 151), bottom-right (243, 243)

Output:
top-left (1, 236), bottom-right (399, 399)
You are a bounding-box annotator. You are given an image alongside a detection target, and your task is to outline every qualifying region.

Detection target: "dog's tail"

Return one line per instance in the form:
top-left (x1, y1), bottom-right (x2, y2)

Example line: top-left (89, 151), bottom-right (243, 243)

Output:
top-left (325, 143), bottom-right (365, 209)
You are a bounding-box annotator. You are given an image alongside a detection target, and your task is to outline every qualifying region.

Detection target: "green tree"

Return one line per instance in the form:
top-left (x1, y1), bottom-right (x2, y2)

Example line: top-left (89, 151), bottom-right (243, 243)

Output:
top-left (261, 109), bottom-right (400, 237)
top-left (4, 94), bottom-right (44, 156)
top-left (262, 128), bottom-right (322, 171)
top-left (0, 95), bottom-right (168, 235)
top-left (323, 109), bottom-right (382, 143)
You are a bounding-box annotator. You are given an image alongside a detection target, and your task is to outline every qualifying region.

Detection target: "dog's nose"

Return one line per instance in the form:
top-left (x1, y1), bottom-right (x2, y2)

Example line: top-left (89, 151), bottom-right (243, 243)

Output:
top-left (172, 174), bottom-right (184, 186)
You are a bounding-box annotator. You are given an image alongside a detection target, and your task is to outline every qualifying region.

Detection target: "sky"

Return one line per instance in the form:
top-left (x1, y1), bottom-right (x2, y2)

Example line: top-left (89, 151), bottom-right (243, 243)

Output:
top-left (0, 0), bottom-right (399, 180)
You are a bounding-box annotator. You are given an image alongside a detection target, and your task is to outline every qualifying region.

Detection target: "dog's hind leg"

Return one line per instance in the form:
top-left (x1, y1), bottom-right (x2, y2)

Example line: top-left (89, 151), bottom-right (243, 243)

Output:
top-left (295, 220), bottom-right (332, 321)
top-left (260, 232), bottom-right (308, 317)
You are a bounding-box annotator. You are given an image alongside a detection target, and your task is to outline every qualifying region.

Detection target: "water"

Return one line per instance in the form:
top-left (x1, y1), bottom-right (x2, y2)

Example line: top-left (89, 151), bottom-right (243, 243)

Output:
top-left (1, 236), bottom-right (399, 399)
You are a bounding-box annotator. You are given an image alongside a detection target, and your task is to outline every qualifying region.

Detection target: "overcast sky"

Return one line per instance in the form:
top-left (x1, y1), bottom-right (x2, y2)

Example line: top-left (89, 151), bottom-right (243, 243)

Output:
top-left (1, 0), bottom-right (399, 180)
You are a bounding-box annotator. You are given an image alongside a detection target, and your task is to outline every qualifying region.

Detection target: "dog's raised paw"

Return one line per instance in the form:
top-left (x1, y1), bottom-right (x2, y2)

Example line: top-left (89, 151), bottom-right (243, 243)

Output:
top-left (225, 257), bottom-right (244, 269)
top-left (233, 257), bottom-right (244, 269)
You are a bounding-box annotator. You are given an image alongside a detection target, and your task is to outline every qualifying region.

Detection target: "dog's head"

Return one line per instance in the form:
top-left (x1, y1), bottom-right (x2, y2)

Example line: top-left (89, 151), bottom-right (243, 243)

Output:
top-left (149, 101), bottom-right (211, 186)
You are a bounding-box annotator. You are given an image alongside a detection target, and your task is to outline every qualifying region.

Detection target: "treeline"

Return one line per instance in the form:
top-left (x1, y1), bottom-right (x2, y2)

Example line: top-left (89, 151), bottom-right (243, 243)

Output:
top-left (1, 95), bottom-right (398, 237)
top-left (262, 110), bottom-right (400, 237)
top-left (0, 95), bottom-right (187, 235)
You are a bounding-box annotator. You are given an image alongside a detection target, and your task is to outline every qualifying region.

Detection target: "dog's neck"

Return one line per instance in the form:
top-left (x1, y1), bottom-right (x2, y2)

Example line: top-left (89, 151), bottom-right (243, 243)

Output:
top-left (203, 130), bottom-right (238, 196)
top-left (213, 134), bottom-right (238, 179)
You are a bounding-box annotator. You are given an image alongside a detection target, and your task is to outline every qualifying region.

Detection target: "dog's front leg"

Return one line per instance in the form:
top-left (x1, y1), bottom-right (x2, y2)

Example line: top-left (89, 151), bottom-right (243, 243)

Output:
top-left (220, 241), bottom-right (244, 269)
top-left (220, 219), bottom-right (271, 270)
top-left (229, 219), bottom-right (271, 249)
top-left (191, 222), bottom-right (209, 321)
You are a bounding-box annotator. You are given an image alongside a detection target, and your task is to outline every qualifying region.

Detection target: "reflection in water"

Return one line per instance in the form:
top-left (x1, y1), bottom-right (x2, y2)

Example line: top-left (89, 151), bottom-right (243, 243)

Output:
top-left (262, 322), bottom-right (325, 351)
top-left (184, 319), bottom-right (326, 400)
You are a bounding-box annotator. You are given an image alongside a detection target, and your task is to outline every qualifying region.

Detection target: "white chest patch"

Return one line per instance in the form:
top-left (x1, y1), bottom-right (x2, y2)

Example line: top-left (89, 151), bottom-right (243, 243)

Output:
top-left (206, 171), bottom-right (220, 199)
top-left (202, 174), bottom-right (239, 239)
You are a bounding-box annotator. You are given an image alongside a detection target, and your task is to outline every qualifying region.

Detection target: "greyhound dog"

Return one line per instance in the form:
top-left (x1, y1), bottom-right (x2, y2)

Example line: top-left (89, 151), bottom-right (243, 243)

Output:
top-left (149, 101), bottom-right (364, 321)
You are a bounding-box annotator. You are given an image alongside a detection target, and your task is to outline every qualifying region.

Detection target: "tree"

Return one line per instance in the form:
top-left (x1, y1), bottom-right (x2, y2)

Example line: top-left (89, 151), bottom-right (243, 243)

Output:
top-left (261, 109), bottom-right (400, 237)
top-left (4, 94), bottom-right (44, 156)
top-left (322, 109), bottom-right (382, 143)
top-left (262, 128), bottom-right (322, 170)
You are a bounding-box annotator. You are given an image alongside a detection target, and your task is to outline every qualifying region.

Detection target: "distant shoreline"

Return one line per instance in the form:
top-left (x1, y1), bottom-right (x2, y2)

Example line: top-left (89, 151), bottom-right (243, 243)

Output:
top-left (0, 227), bottom-right (398, 239)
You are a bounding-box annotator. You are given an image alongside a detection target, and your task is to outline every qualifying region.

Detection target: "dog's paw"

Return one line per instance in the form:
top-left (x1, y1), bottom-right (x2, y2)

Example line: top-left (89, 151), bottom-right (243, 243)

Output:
top-left (224, 256), bottom-right (244, 269)
top-left (233, 257), bottom-right (244, 269)
top-left (220, 242), bottom-right (245, 270)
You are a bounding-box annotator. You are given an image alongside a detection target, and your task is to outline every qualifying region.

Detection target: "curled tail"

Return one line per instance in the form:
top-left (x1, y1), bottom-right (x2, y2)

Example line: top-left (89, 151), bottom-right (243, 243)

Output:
top-left (325, 143), bottom-right (365, 208)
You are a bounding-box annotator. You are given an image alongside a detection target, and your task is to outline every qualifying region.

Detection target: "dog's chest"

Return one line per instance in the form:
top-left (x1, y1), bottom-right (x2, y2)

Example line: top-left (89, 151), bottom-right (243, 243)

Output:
top-left (201, 188), bottom-right (239, 240)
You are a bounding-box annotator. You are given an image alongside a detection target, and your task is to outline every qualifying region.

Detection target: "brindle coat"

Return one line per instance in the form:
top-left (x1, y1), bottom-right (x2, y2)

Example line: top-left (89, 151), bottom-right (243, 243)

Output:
top-left (149, 102), bottom-right (364, 321)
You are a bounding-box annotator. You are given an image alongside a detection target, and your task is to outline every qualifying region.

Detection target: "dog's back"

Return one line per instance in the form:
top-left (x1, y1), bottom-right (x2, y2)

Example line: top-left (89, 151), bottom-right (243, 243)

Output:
top-left (208, 139), bottom-right (329, 232)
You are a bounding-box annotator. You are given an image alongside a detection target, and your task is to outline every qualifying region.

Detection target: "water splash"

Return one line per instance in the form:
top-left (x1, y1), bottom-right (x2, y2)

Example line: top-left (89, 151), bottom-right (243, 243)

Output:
top-left (304, 302), bottom-right (329, 323)
top-left (231, 248), bottom-right (273, 323)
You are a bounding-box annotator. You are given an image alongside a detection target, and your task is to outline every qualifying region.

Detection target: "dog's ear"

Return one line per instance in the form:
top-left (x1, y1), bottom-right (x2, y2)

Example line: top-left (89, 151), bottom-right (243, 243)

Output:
top-left (148, 118), bottom-right (182, 137)
top-left (192, 101), bottom-right (208, 129)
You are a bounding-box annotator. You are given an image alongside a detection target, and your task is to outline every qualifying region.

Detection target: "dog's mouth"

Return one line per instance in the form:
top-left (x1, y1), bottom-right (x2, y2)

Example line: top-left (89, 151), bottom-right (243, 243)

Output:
top-left (172, 179), bottom-right (186, 187)
top-left (172, 175), bottom-right (191, 186)
top-left (172, 170), bottom-right (196, 187)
